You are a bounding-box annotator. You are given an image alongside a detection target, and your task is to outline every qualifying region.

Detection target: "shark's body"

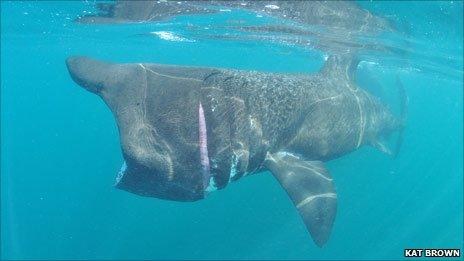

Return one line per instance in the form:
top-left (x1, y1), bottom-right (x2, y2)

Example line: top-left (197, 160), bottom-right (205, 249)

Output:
top-left (66, 55), bottom-right (404, 247)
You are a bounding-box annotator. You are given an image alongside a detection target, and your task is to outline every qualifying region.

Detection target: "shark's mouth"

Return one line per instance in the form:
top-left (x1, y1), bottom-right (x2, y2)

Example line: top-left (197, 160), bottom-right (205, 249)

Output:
top-left (114, 103), bottom-right (215, 198)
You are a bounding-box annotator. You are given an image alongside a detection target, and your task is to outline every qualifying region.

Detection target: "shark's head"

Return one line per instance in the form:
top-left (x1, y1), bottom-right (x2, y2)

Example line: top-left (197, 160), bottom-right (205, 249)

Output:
top-left (66, 56), bottom-right (215, 202)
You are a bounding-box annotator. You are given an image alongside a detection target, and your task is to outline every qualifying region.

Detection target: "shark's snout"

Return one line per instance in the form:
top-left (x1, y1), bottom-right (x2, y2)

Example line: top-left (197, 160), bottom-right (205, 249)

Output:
top-left (66, 56), bottom-right (110, 94)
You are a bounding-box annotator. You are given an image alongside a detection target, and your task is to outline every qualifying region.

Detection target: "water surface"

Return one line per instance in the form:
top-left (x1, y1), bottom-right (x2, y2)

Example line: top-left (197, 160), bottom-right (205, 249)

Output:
top-left (1, 1), bottom-right (463, 259)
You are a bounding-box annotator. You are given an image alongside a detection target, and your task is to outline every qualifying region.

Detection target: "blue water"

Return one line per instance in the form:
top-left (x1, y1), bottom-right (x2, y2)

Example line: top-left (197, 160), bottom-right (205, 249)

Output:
top-left (1, 1), bottom-right (463, 260)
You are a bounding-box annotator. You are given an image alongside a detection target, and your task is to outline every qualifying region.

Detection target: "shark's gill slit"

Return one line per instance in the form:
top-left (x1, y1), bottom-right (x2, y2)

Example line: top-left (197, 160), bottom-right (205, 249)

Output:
top-left (198, 103), bottom-right (211, 189)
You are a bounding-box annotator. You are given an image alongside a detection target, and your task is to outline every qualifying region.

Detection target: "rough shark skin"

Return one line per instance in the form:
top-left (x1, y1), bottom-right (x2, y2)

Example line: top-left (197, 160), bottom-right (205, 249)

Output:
top-left (66, 55), bottom-right (403, 247)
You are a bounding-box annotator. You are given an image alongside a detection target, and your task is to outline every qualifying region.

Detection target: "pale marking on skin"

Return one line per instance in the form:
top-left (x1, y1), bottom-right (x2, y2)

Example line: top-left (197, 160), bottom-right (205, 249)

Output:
top-left (287, 92), bottom-right (344, 152)
top-left (249, 117), bottom-right (257, 128)
top-left (229, 154), bottom-right (239, 180)
top-left (115, 161), bottom-right (127, 185)
top-left (238, 150), bottom-right (251, 177)
top-left (202, 86), bottom-right (222, 91)
top-left (308, 93), bottom-right (342, 108)
top-left (296, 193), bottom-right (337, 209)
top-left (230, 96), bottom-right (245, 104)
top-left (343, 63), bottom-right (366, 148)
top-left (202, 87), bottom-right (223, 113)
top-left (230, 146), bottom-right (249, 179)
top-left (145, 4), bottom-right (164, 23)
top-left (129, 65), bottom-right (156, 157)
top-left (199, 102), bottom-right (211, 189)
top-left (137, 64), bottom-right (149, 120)
top-left (276, 151), bottom-right (300, 159)
top-left (139, 63), bottom-right (202, 82)
top-left (265, 151), bottom-right (277, 164)
top-left (140, 64), bottom-right (174, 181)
top-left (287, 171), bottom-right (296, 178)
top-left (294, 164), bottom-right (333, 181)
top-left (165, 152), bottom-right (174, 182)
top-left (205, 177), bottom-right (217, 192)
top-left (137, 64), bottom-right (174, 181)
top-left (215, 144), bottom-right (231, 155)
top-left (355, 91), bottom-right (365, 148)
top-left (345, 84), bottom-right (365, 148)
top-left (276, 152), bottom-right (332, 181)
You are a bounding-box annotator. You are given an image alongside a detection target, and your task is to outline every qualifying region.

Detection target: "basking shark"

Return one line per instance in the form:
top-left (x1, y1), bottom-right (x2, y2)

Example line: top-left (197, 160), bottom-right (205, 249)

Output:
top-left (66, 55), bottom-right (406, 247)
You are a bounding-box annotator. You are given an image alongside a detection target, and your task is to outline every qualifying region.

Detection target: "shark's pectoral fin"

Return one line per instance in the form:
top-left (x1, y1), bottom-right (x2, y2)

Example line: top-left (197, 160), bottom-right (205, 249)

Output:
top-left (264, 151), bottom-right (337, 247)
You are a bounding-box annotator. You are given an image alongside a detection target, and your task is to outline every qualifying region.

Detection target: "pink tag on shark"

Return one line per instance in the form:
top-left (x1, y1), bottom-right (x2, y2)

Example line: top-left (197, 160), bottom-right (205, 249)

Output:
top-left (198, 103), bottom-right (210, 189)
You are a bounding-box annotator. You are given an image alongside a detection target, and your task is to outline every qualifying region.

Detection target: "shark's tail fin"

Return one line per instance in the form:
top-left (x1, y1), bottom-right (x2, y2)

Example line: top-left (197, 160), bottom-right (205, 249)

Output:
top-left (393, 75), bottom-right (408, 158)
top-left (320, 54), bottom-right (360, 84)
top-left (320, 54), bottom-right (408, 158)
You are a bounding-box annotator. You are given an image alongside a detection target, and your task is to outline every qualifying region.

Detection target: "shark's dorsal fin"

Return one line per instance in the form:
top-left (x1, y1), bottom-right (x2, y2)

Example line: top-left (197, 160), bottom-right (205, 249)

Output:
top-left (264, 151), bottom-right (337, 247)
top-left (320, 54), bottom-right (360, 83)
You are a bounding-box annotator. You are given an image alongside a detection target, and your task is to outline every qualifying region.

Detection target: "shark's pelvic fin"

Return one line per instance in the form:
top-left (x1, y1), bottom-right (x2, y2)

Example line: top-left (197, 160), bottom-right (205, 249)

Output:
top-left (371, 139), bottom-right (393, 156)
top-left (265, 151), bottom-right (337, 247)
